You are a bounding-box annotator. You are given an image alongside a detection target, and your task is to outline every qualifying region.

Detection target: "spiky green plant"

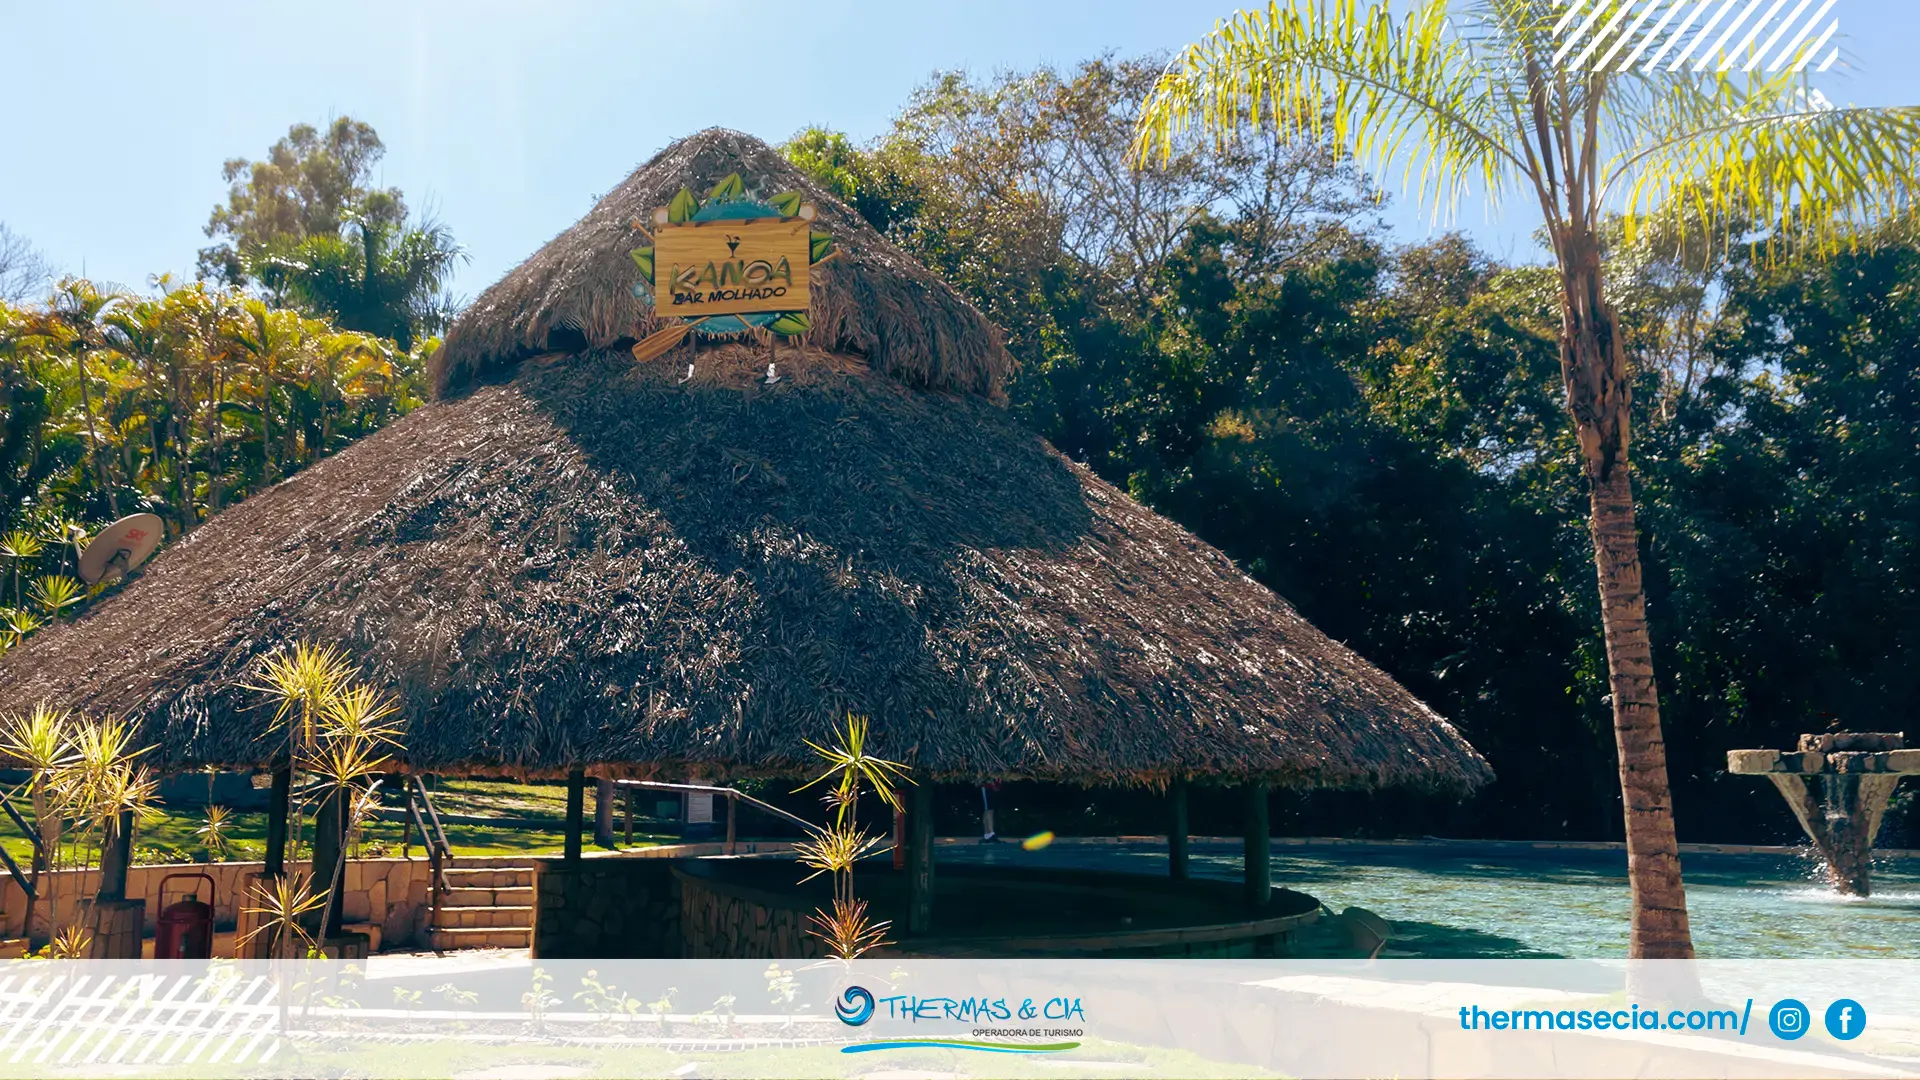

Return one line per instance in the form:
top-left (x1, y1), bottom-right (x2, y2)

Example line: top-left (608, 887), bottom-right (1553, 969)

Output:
top-left (28, 574), bottom-right (82, 618)
top-left (0, 530), bottom-right (43, 607)
top-left (1135, 0), bottom-right (1920, 961)
top-left (0, 703), bottom-right (76, 946)
top-left (1, 607), bottom-right (42, 647)
top-left (240, 873), bottom-right (328, 960)
top-left (792, 714), bottom-right (910, 959)
top-left (197, 804), bottom-right (235, 858)
top-left (246, 641), bottom-right (354, 748)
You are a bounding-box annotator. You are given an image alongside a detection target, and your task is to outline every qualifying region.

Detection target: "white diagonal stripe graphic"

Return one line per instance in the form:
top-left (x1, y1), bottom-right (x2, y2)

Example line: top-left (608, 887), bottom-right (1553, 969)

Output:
top-left (1641, 0), bottom-right (1714, 70)
top-left (28, 974), bottom-right (96, 1063)
top-left (112, 975), bottom-right (193, 1064)
top-left (1694, 0), bottom-right (1765, 70)
top-left (1554, 0), bottom-right (1591, 36)
top-left (1573, 0), bottom-right (1643, 69)
top-left (1768, 0), bottom-right (1836, 68)
top-left (1555, 0), bottom-right (1614, 63)
top-left (1720, 0), bottom-right (1791, 69)
top-left (1597, 0), bottom-right (1664, 69)
top-left (63, 975), bottom-right (139, 1064)
top-left (0, 975), bottom-right (54, 1058)
top-left (1618, 0), bottom-right (1688, 69)
top-left (85, 973), bottom-right (163, 1065)
top-left (184, 975), bottom-right (267, 1065)
top-left (1670, 0), bottom-right (1742, 69)
top-left (1747, 0), bottom-right (1813, 68)
top-left (211, 978), bottom-right (278, 1064)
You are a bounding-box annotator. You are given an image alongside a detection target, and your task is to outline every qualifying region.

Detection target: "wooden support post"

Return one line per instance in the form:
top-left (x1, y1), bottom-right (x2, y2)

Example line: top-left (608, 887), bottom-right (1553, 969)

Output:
top-left (1169, 777), bottom-right (1190, 881)
top-left (908, 782), bottom-right (935, 935)
top-left (98, 809), bottom-right (134, 901)
top-left (1243, 781), bottom-right (1271, 909)
top-left (892, 791), bottom-right (907, 871)
top-left (311, 789), bottom-right (346, 938)
top-left (594, 777), bottom-right (615, 849)
top-left (263, 765), bottom-right (292, 877)
top-left (624, 788), bottom-right (634, 847)
top-left (565, 767), bottom-right (585, 863)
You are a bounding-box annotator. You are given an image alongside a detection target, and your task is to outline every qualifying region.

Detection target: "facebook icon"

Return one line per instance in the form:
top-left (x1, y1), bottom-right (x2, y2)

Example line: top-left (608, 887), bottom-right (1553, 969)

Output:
top-left (1824, 999), bottom-right (1866, 1041)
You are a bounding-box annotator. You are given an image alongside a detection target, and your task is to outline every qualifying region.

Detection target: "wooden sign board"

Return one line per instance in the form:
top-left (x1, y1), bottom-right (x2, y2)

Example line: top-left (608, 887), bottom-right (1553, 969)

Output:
top-left (653, 217), bottom-right (811, 317)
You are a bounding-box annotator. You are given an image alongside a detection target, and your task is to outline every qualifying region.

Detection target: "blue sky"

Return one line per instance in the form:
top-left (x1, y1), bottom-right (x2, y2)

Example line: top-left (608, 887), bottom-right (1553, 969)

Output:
top-left (3, 0), bottom-right (1916, 300)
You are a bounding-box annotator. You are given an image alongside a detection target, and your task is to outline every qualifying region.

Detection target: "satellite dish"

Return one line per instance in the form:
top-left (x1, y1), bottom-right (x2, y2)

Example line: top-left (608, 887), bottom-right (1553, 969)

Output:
top-left (78, 513), bottom-right (165, 585)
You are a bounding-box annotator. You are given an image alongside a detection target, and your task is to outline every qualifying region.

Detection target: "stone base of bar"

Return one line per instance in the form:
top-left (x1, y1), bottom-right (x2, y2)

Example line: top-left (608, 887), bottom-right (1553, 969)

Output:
top-left (77, 899), bottom-right (146, 959)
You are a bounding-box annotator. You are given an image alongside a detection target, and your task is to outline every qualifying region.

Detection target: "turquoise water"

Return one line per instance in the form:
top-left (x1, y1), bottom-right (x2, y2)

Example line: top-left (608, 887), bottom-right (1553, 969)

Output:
top-left (939, 839), bottom-right (1920, 959)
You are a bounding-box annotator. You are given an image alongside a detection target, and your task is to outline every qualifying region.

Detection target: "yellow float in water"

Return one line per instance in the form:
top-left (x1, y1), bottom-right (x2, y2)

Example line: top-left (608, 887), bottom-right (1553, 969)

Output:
top-left (1022, 831), bottom-right (1055, 851)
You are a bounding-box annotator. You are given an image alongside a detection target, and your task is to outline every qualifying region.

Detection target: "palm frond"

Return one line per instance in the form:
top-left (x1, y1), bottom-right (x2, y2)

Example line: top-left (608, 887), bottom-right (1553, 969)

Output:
top-left (1609, 71), bottom-right (1920, 259)
top-left (1134, 0), bottom-right (1528, 218)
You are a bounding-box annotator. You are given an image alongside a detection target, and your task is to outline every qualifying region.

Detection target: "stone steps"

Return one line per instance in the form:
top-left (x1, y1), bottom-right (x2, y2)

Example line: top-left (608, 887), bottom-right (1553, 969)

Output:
top-left (428, 926), bottom-right (531, 950)
top-left (433, 904), bottom-right (535, 930)
top-left (440, 866), bottom-right (532, 889)
top-left (429, 861), bottom-right (536, 951)
top-left (439, 885), bottom-right (533, 908)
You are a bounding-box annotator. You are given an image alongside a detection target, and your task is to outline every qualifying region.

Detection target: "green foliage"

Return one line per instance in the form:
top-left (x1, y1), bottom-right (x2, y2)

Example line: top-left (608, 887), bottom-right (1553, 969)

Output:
top-left (0, 275), bottom-right (432, 650)
top-left (198, 117), bottom-right (462, 350)
top-left (199, 118), bottom-right (405, 285)
top-left (784, 55), bottom-right (1920, 846)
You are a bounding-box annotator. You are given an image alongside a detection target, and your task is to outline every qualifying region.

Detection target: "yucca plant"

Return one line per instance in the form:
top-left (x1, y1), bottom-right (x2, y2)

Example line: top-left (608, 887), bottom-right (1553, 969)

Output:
top-left (1136, 0), bottom-right (1920, 960)
top-left (28, 574), bottom-right (83, 619)
top-left (1, 607), bottom-right (42, 648)
top-left (0, 703), bottom-right (76, 947)
top-left (792, 714), bottom-right (910, 959)
top-left (197, 804), bottom-right (235, 859)
top-left (245, 639), bottom-right (407, 945)
top-left (36, 926), bottom-right (93, 960)
top-left (0, 530), bottom-right (43, 607)
top-left (247, 641), bottom-right (355, 750)
top-left (239, 872), bottom-right (328, 960)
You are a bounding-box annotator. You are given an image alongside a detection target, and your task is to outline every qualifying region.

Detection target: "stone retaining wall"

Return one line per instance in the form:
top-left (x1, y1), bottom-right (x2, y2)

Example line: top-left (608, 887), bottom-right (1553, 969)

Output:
top-left (529, 858), bottom-right (681, 958)
top-left (0, 856), bottom-right (536, 947)
top-left (676, 868), bottom-right (824, 960)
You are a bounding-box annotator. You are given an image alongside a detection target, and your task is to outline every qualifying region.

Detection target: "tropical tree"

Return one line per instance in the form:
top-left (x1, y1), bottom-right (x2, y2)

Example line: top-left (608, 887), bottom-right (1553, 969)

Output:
top-left (230, 300), bottom-right (307, 483)
top-left (256, 218), bottom-right (465, 350)
top-left (1135, 0), bottom-right (1920, 956)
top-left (43, 280), bottom-right (124, 517)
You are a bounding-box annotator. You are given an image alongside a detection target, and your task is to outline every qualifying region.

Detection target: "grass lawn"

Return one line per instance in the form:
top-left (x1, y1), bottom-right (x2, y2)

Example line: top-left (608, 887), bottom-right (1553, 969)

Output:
top-left (1, 778), bottom-right (681, 866)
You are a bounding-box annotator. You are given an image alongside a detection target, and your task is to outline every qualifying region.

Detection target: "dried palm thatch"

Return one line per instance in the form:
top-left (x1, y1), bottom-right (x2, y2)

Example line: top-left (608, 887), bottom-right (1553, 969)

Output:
top-left (433, 128), bottom-right (1012, 401)
top-left (0, 344), bottom-right (1489, 790)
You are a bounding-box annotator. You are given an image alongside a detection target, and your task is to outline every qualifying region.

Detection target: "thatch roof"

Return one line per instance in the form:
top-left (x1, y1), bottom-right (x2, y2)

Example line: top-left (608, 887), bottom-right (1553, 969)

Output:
top-left (0, 128), bottom-right (1489, 791)
top-left (434, 128), bottom-right (1011, 401)
top-left (0, 346), bottom-right (1487, 789)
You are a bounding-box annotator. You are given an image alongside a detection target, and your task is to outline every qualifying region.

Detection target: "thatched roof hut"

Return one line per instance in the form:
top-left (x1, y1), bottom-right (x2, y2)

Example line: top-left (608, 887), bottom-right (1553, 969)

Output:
top-left (0, 129), bottom-right (1490, 792)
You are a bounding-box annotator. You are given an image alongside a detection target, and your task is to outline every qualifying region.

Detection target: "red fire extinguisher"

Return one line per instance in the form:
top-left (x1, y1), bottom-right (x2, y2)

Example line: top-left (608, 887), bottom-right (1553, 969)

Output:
top-left (155, 873), bottom-right (216, 959)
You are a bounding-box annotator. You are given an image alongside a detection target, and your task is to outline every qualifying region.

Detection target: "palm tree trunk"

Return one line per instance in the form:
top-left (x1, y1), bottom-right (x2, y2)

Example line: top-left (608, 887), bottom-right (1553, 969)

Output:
top-left (72, 348), bottom-right (119, 518)
top-left (207, 364), bottom-right (225, 512)
top-left (1560, 245), bottom-right (1694, 960)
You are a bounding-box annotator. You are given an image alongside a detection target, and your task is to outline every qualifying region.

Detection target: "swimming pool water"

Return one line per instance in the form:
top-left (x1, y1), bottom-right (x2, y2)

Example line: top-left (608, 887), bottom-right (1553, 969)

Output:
top-left (938, 840), bottom-right (1920, 959)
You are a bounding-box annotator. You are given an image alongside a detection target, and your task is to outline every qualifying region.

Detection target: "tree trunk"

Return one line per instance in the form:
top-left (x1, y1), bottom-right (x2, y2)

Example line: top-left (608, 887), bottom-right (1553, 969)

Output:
top-left (1559, 245), bottom-right (1694, 959)
top-left (73, 348), bottom-right (119, 518)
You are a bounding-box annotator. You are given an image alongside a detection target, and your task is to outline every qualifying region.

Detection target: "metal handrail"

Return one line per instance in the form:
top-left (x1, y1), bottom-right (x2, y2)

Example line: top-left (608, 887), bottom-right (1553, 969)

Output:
top-left (612, 779), bottom-right (816, 834)
top-left (410, 776), bottom-right (453, 888)
top-left (0, 839), bottom-right (32, 904)
top-left (1, 793), bottom-right (43, 856)
top-left (0, 792), bottom-right (40, 904)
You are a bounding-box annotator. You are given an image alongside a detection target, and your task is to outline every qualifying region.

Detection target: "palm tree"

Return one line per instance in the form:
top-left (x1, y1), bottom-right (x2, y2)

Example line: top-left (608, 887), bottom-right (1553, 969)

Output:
top-left (45, 279), bottom-right (125, 517)
top-left (256, 216), bottom-right (465, 350)
top-left (231, 300), bottom-right (305, 484)
top-left (1135, 0), bottom-right (1920, 958)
